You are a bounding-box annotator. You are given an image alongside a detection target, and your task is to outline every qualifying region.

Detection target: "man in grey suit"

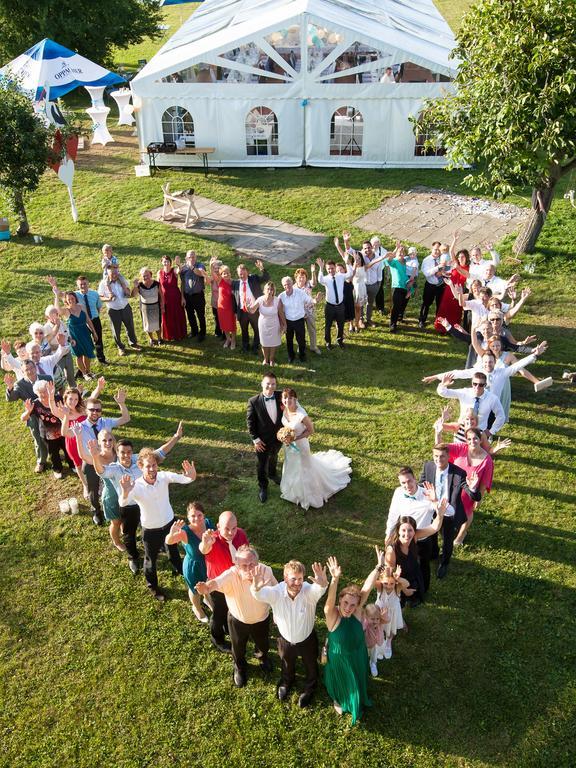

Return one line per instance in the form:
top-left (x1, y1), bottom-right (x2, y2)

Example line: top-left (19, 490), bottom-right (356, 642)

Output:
top-left (4, 360), bottom-right (50, 472)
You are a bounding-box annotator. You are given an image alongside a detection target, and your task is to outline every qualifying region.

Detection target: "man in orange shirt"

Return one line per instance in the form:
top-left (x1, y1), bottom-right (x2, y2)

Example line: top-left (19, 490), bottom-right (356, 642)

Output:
top-left (196, 544), bottom-right (277, 687)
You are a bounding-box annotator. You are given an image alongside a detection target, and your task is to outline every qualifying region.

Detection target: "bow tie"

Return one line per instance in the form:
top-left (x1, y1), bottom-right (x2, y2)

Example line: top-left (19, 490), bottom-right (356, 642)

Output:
top-left (403, 494), bottom-right (417, 500)
top-left (264, 396), bottom-right (275, 402)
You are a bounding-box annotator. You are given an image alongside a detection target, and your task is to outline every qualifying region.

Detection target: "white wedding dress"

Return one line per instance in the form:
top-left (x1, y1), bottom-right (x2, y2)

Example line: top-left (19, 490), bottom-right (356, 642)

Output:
top-left (280, 408), bottom-right (352, 510)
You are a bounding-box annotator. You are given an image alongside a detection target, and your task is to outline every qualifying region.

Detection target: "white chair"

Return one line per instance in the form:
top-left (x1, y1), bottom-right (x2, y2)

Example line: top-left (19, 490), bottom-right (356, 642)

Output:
top-left (161, 183), bottom-right (201, 228)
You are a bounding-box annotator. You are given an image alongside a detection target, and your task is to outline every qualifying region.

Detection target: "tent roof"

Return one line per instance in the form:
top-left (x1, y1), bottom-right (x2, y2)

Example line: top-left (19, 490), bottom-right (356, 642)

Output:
top-left (133, 0), bottom-right (457, 84)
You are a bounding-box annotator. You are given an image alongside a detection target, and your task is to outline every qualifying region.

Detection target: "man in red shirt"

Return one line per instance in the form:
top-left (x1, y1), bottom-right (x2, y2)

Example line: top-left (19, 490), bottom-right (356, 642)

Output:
top-left (200, 510), bottom-right (249, 653)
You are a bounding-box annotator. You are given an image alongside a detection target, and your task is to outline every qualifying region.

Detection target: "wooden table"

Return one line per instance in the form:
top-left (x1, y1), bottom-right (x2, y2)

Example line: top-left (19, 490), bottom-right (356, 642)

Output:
top-left (147, 146), bottom-right (215, 177)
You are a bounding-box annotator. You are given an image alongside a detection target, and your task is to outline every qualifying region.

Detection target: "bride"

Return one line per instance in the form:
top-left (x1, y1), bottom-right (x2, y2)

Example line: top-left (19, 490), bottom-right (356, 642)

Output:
top-left (279, 387), bottom-right (352, 510)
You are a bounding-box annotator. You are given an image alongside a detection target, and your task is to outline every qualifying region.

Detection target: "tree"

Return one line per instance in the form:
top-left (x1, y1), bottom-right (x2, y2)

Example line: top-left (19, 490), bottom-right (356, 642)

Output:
top-left (417, 0), bottom-right (576, 254)
top-left (0, 83), bottom-right (52, 235)
top-left (0, 0), bottom-right (162, 69)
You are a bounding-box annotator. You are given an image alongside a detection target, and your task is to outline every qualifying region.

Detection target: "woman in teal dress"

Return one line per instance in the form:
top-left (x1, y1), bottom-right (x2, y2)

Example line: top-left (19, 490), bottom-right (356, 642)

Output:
top-left (50, 281), bottom-right (97, 381)
top-left (166, 501), bottom-right (215, 623)
top-left (323, 551), bottom-right (385, 724)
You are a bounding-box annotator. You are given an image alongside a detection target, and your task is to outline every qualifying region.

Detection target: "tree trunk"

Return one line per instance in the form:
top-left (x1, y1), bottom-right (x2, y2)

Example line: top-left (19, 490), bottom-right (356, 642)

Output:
top-left (13, 189), bottom-right (29, 236)
top-left (513, 184), bottom-right (555, 255)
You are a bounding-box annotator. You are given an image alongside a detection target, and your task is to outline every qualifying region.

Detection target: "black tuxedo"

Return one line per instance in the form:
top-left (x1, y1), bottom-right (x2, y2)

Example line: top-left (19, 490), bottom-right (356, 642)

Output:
top-left (246, 391), bottom-right (283, 489)
top-left (419, 461), bottom-right (481, 568)
top-left (232, 271), bottom-right (269, 351)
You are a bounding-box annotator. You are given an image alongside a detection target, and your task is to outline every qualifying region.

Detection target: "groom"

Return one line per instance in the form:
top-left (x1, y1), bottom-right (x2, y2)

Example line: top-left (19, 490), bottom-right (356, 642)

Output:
top-left (247, 373), bottom-right (283, 503)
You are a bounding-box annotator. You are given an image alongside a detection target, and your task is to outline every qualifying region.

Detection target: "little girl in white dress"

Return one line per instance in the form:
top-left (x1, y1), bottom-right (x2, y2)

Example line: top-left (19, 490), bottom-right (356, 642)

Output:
top-left (375, 566), bottom-right (409, 660)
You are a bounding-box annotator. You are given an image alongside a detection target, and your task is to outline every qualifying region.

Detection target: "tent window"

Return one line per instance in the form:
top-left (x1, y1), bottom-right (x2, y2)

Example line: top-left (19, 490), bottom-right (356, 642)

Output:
top-left (245, 107), bottom-right (279, 156)
top-left (414, 112), bottom-right (446, 157)
top-left (162, 106), bottom-right (195, 145)
top-left (330, 107), bottom-right (363, 156)
top-left (265, 26), bottom-right (301, 72)
top-left (307, 23), bottom-right (343, 72)
top-left (320, 43), bottom-right (391, 83)
top-left (395, 62), bottom-right (451, 83)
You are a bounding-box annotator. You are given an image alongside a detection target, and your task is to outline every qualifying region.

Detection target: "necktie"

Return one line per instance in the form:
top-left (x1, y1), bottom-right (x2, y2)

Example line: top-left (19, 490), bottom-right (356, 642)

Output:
top-left (242, 281), bottom-right (247, 311)
top-left (37, 362), bottom-right (46, 375)
top-left (473, 397), bottom-right (480, 415)
top-left (436, 470), bottom-right (445, 501)
top-left (92, 423), bottom-right (100, 438)
top-left (332, 276), bottom-right (339, 304)
top-left (83, 293), bottom-right (93, 319)
top-left (264, 395), bottom-right (275, 402)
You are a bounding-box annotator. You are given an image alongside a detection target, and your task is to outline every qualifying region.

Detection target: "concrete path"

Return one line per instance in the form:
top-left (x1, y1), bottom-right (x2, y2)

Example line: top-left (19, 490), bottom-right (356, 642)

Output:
top-left (353, 186), bottom-right (529, 249)
top-left (143, 194), bottom-right (325, 265)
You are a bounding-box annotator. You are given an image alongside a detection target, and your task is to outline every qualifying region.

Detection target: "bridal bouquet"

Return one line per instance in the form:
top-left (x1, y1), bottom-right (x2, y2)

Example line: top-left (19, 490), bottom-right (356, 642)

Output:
top-left (277, 426), bottom-right (300, 453)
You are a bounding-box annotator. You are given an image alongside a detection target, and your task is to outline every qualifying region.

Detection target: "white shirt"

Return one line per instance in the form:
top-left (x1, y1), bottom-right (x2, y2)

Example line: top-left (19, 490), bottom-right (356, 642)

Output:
top-left (483, 275), bottom-right (508, 299)
top-left (386, 486), bottom-right (435, 538)
top-left (380, 72), bottom-right (396, 83)
top-left (468, 250), bottom-right (501, 284)
top-left (98, 276), bottom-right (130, 310)
top-left (33, 346), bottom-right (67, 377)
top-left (239, 279), bottom-right (255, 311)
top-left (361, 249), bottom-right (383, 285)
top-left (405, 255), bottom-right (420, 280)
top-left (251, 581), bottom-right (327, 643)
top-left (463, 298), bottom-right (490, 329)
top-left (436, 383), bottom-right (506, 434)
top-left (278, 287), bottom-right (312, 321)
top-left (421, 255), bottom-right (443, 285)
top-left (447, 354), bottom-right (537, 401)
top-left (318, 266), bottom-right (354, 304)
top-left (119, 471), bottom-right (193, 528)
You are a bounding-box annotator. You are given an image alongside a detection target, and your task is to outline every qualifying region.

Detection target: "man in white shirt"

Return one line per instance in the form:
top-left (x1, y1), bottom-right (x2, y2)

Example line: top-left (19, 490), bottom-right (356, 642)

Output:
top-left (344, 234), bottom-right (381, 326)
top-left (467, 244), bottom-right (501, 284)
top-left (232, 260), bottom-right (268, 353)
top-left (98, 264), bottom-right (141, 357)
top-left (119, 449), bottom-right (196, 601)
top-left (482, 264), bottom-right (510, 299)
top-left (251, 559), bottom-right (328, 707)
top-left (419, 242), bottom-right (450, 328)
top-left (386, 467), bottom-right (447, 593)
top-left (316, 255), bottom-right (354, 348)
top-left (371, 236), bottom-right (388, 315)
top-left (423, 343), bottom-right (548, 403)
top-left (278, 276), bottom-right (313, 363)
top-left (436, 372), bottom-right (506, 436)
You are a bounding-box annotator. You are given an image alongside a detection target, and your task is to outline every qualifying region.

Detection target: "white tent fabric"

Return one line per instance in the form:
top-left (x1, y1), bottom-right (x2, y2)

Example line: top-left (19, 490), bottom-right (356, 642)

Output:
top-left (131, 0), bottom-right (458, 168)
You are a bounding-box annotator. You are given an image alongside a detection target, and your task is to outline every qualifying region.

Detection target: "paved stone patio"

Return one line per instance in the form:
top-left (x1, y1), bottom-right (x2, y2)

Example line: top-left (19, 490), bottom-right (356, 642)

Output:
top-left (143, 194), bottom-right (325, 265)
top-left (353, 186), bottom-right (529, 249)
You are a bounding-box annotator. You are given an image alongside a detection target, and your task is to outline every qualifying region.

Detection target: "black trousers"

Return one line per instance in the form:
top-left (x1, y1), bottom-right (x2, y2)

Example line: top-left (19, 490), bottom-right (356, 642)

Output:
top-left (419, 282), bottom-right (445, 325)
top-left (121, 503), bottom-right (140, 561)
top-left (277, 629), bottom-right (319, 693)
top-left (286, 317), bottom-right (306, 359)
top-left (324, 302), bottom-right (344, 344)
top-left (83, 461), bottom-right (102, 516)
top-left (211, 307), bottom-right (223, 337)
top-left (142, 518), bottom-right (182, 590)
top-left (375, 277), bottom-right (386, 312)
top-left (210, 590), bottom-right (230, 645)
top-left (391, 288), bottom-right (407, 326)
top-left (47, 436), bottom-right (73, 473)
top-left (92, 316), bottom-right (106, 362)
top-left (228, 613), bottom-right (270, 671)
top-left (257, 443), bottom-right (281, 489)
top-left (238, 310), bottom-right (260, 350)
top-left (417, 536), bottom-right (435, 593)
top-left (108, 305), bottom-right (138, 350)
top-left (438, 515), bottom-right (457, 568)
top-left (184, 292), bottom-right (206, 337)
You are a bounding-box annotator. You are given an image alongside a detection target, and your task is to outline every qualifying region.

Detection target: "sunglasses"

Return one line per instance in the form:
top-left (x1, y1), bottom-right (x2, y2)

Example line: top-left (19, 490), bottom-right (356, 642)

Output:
top-left (472, 382), bottom-right (486, 387)
top-left (87, 407), bottom-right (102, 412)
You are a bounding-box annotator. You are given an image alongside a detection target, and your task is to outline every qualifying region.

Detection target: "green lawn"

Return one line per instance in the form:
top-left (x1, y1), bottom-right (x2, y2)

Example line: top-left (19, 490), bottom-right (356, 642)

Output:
top-left (1, 1), bottom-right (575, 766)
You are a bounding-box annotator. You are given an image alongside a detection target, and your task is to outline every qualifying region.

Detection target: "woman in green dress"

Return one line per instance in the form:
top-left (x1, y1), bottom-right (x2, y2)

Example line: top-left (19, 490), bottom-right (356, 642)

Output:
top-left (323, 550), bottom-right (385, 724)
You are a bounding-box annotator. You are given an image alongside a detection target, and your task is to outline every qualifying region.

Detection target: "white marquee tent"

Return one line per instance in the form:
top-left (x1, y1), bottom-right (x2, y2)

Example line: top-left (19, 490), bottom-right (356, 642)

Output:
top-left (131, 0), bottom-right (458, 169)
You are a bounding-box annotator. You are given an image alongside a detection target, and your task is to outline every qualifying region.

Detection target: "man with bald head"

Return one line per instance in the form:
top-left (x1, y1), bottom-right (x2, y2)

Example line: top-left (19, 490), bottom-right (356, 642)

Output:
top-left (197, 544), bottom-right (276, 687)
top-left (199, 511), bottom-right (249, 653)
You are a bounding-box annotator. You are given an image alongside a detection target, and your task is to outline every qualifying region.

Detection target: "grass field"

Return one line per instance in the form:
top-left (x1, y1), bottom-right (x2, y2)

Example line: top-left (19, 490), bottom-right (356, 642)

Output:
top-left (1, 2), bottom-right (575, 767)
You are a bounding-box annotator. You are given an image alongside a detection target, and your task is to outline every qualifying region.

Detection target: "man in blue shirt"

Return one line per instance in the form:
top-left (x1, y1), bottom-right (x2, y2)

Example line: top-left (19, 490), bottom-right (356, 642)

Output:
top-left (179, 250), bottom-right (207, 341)
top-left (75, 275), bottom-right (107, 365)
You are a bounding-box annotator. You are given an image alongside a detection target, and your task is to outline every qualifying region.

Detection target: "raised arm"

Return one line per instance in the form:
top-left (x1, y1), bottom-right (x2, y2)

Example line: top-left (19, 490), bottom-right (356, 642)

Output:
top-left (324, 556), bottom-right (341, 631)
top-left (358, 546), bottom-right (386, 609)
top-left (165, 518), bottom-right (188, 546)
top-left (156, 421), bottom-right (184, 462)
top-left (113, 389), bottom-right (130, 427)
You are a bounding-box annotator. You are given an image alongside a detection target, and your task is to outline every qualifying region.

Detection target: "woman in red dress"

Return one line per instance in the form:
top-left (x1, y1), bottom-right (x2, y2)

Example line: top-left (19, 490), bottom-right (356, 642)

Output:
top-left (434, 247), bottom-right (470, 333)
top-left (215, 265), bottom-right (237, 350)
top-left (158, 256), bottom-right (187, 341)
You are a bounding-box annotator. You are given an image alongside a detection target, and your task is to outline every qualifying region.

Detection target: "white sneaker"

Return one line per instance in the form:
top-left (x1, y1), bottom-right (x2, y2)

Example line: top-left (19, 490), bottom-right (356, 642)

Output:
top-left (370, 662), bottom-right (378, 677)
top-left (383, 640), bottom-right (392, 660)
top-left (53, 471), bottom-right (63, 480)
top-left (377, 654), bottom-right (384, 661)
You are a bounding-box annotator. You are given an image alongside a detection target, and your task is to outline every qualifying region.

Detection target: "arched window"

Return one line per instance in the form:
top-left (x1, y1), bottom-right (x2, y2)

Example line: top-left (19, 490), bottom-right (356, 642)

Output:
top-left (245, 106), bottom-right (279, 156)
top-left (330, 106), bottom-right (363, 156)
top-left (414, 111), bottom-right (446, 157)
top-left (162, 106), bottom-right (195, 145)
